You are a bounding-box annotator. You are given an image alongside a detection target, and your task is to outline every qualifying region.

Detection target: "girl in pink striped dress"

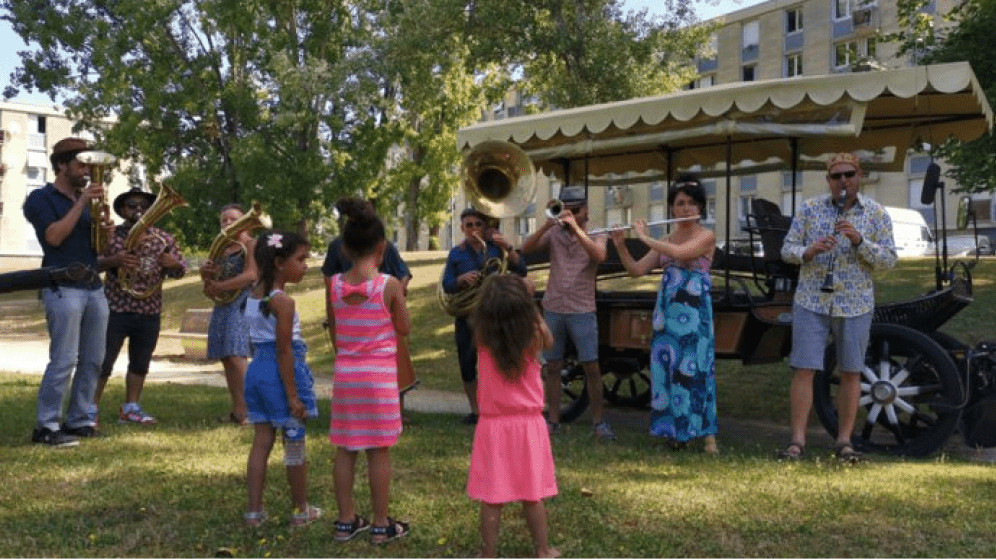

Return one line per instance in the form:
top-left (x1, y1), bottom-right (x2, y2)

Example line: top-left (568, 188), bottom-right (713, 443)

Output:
top-left (327, 203), bottom-right (412, 545)
top-left (467, 274), bottom-right (559, 558)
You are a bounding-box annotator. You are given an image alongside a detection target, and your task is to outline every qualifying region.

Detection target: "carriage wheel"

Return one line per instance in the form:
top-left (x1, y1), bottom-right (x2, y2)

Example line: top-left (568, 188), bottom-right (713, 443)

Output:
top-left (601, 356), bottom-right (651, 409)
top-left (814, 323), bottom-right (963, 457)
top-left (554, 356), bottom-right (590, 424)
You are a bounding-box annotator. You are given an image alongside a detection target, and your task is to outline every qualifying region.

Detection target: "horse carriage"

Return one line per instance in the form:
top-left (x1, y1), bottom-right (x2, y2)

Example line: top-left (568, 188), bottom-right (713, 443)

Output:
top-left (455, 62), bottom-right (996, 457)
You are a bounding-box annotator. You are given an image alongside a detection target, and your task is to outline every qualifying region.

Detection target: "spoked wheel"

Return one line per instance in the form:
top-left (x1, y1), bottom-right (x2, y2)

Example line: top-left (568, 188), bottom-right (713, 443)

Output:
top-left (554, 355), bottom-right (590, 424)
top-left (814, 323), bottom-right (964, 457)
top-left (601, 356), bottom-right (651, 409)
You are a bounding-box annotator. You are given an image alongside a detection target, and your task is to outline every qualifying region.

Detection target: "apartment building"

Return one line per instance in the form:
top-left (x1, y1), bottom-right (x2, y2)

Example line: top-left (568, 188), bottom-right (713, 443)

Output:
top-left (445, 0), bottom-right (992, 250)
top-left (1, 102), bottom-right (132, 269)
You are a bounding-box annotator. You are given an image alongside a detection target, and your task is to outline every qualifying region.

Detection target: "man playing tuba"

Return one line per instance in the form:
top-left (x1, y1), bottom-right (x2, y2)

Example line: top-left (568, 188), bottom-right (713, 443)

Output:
top-left (441, 208), bottom-right (527, 424)
top-left (95, 188), bottom-right (187, 425)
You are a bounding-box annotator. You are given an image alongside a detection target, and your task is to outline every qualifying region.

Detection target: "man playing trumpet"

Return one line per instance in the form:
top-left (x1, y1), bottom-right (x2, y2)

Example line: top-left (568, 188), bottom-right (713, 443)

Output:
top-left (22, 137), bottom-right (115, 447)
top-left (442, 208), bottom-right (527, 424)
top-left (95, 188), bottom-right (187, 425)
top-left (522, 187), bottom-right (614, 440)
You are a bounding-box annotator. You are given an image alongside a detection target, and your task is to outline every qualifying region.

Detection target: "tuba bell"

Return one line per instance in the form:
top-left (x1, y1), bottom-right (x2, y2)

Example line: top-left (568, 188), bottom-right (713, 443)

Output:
top-left (461, 140), bottom-right (536, 218)
top-left (118, 183), bottom-right (189, 299)
top-left (76, 150), bottom-right (117, 254)
top-left (205, 202), bottom-right (272, 305)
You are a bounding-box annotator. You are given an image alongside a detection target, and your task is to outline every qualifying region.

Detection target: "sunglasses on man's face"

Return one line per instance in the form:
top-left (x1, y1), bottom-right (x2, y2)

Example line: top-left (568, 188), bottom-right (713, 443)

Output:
top-left (829, 170), bottom-right (858, 180)
top-left (463, 221), bottom-right (484, 228)
top-left (125, 201), bottom-right (149, 210)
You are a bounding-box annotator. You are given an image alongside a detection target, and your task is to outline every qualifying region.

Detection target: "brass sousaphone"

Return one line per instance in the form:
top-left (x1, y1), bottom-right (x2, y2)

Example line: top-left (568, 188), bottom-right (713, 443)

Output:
top-left (437, 140), bottom-right (536, 316)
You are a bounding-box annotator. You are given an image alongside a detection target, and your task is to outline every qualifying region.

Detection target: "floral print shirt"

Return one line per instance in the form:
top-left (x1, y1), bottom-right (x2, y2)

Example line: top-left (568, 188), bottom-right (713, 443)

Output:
top-left (782, 193), bottom-right (897, 317)
top-left (104, 224), bottom-right (186, 315)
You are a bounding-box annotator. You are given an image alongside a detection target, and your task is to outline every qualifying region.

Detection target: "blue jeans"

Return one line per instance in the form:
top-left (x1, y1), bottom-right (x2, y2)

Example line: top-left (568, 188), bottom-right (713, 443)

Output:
top-left (38, 286), bottom-right (109, 430)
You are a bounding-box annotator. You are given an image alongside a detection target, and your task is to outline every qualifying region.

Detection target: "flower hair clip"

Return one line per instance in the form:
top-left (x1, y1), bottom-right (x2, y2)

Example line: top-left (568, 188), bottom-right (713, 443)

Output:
top-left (267, 233), bottom-right (283, 249)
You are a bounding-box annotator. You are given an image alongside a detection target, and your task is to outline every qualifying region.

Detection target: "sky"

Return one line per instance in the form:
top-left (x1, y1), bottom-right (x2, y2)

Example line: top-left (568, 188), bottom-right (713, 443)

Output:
top-left (0, 1), bottom-right (764, 108)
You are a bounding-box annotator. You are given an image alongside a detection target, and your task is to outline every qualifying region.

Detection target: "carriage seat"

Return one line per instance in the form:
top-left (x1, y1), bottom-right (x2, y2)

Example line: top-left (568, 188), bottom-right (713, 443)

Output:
top-left (747, 198), bottom-right (799, 283)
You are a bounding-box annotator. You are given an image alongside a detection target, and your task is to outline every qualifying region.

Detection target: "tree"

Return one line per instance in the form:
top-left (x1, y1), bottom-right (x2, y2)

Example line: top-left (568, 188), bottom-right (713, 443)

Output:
top-left (1, 0), bottom-right (396, 247)
top-left (889, 0), bottom-right (996, 194)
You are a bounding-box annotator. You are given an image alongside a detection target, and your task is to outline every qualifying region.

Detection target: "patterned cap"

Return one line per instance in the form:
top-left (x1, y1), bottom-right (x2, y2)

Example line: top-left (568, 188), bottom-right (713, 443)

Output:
top-left (827, 152), bottom-right (862, 172)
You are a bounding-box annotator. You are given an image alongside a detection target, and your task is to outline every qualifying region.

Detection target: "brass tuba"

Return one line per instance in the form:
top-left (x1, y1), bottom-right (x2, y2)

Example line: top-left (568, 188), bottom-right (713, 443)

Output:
top-left (205, 202), bottom-right (272, 305)
top-left (76, 150), bottom-right (117, 254)
top-left (118, 183), bottom-right (189, 299)
top-left (461, 140), bottom-right (536, 218)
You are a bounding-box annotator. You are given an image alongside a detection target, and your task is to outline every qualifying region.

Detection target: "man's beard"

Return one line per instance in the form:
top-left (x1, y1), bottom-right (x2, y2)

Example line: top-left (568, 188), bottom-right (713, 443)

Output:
top-left (70, 173), bottom-right (89, 189)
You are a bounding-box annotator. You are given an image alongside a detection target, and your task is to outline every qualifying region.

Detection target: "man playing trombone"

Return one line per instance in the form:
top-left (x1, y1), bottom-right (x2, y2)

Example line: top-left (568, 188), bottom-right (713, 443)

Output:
top-left (22, 137), bottom-right (114, 447)
top-left (442, 208), bottom-right (527, 424)
top-left (779, 152), bottom-right (896, 463)
top-left (522, 187), bottom-right (614, 440)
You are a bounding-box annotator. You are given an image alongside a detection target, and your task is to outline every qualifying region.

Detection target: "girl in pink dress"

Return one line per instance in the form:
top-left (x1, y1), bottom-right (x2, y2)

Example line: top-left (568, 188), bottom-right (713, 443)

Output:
top-left (467, 274), bottom-right (559, 558)
top-left (327, 203), bottom-right (411, 544)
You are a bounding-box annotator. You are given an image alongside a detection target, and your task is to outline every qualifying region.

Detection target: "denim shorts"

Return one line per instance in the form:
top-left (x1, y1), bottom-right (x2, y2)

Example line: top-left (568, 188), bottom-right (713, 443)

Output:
top-left (543, 311), bottom-right (599, 363)
top-left (789, 304), bottom-right (872, 373)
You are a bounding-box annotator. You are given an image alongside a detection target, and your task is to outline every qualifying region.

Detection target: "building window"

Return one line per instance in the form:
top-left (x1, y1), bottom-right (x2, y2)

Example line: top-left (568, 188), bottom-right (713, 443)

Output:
top-left (786, 7), bottom-right (803, 33)
top-left (782, 170), bottom-right (803, 191)
top-left (606, 207), bottom-right (631, 232)
top-left (742, 20), bottom-right (759, 61)
top-left (649, 182), bottom-right (665, 202)
top-left (834, 37), bottom-right (877, 69)
top-left (703, 180), bottom-right (717, 223)
top-left (648, 204), bottom-right (667, 238)
top-left (26, 166), bottom-right (46, 187)
top-left (785, 54), bottom-right (803, 77)
top-left (742, 65), bottom-right (756, 81)
top-left (516, 216), bottom-right (535, 236)
top-left (834, 0), bottom-right (851, 19)
top-left (695, 74), bottom-right (714, 89)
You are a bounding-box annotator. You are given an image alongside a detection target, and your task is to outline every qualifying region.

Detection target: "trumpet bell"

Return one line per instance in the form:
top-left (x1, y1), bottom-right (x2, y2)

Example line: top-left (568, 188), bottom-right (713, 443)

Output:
top-left (461, 140), bottom-right (536, 217)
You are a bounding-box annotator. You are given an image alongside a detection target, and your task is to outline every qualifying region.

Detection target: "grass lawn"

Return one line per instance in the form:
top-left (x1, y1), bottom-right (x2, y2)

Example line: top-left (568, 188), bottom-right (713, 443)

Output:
top-left (1, 257), bottom-right (995, 556)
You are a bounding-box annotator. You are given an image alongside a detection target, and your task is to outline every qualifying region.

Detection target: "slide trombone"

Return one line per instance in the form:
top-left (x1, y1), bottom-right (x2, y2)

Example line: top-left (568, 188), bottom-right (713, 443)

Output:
top-left (589, 215), bottom-right (701, 235)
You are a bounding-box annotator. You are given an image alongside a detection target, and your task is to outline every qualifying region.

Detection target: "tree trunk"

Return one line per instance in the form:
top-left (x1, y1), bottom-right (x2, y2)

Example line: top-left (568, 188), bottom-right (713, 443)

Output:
top-left (405, 174), bottom-right (422, 251)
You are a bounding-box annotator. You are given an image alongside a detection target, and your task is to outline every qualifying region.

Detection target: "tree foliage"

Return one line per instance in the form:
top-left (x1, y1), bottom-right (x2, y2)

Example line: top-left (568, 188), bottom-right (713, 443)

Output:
top-left (890, 0), bottom-right (996, 193)
top-left (3, 0), bottom-right (710, 249)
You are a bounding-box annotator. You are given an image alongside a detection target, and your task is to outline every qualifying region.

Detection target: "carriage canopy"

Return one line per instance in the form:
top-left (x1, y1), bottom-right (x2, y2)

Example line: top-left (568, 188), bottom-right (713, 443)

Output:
top-left (457, 62), bottom-right (993, 183)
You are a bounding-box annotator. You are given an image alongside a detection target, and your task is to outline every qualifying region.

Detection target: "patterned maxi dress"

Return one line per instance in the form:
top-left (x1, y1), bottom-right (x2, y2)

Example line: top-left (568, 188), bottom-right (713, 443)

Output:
top-left (648, 253), bottom-right (718, 442)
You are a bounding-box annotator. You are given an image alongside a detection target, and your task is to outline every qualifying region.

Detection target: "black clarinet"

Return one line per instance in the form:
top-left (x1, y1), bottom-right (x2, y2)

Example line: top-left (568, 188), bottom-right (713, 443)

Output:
top-left (819, 196), bottom-right (847, 293)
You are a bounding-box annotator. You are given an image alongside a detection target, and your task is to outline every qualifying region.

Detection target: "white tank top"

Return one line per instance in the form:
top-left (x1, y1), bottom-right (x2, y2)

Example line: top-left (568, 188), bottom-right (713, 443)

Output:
top-left (244, 289), bottom-right (303, 344)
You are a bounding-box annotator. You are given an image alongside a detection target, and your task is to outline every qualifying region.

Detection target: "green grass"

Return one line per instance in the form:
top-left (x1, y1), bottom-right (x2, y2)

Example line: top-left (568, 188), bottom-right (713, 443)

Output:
top-left (1, 375), bottom-right (995, 557)
top-left (3, 258), bottom-right (996, 556)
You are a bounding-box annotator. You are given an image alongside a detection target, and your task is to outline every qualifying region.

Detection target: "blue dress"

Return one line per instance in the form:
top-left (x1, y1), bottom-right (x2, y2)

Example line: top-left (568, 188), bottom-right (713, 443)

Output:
top-left (207, 252), bottom-right (250, 359)
top-left (648, 254), bottom-right (718, 442)
top-left (243, 291), bottom-right (318, 428)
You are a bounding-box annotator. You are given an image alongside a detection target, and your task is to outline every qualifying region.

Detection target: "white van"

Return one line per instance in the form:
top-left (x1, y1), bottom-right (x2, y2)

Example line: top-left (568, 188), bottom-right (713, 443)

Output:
top-left (884, 206), bottom-right (933, 258)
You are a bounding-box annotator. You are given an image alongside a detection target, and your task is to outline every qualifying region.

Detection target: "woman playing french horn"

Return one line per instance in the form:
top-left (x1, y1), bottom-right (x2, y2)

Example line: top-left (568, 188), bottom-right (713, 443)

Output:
top-left (441, 208), bottom-right (527, 424)
top-left (95, 188), bottom-right (187, 425)
top-left (200, 203), bottom-right (259, 425)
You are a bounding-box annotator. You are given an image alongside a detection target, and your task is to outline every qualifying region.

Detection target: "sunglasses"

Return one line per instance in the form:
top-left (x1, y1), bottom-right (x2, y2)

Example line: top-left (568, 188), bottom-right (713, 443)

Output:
top-left (463, 221), bottom-right (484, 228)
top-left (829, 170), bottom-right (858, 180)
top-left (125, 201), bottom-right (150, 210)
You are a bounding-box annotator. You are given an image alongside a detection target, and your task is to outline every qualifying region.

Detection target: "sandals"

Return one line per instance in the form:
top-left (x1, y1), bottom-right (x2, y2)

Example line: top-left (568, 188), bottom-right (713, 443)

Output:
top-left (777, 442), bottom-right (805, 460)
top-left (835, 443), bottom-right (863, 464)
top-left (334, 515), bottom-right (371, 542)
top-left (243, 510), bottom-right (268, 527)
top-left (290, 505), bottom-right (324, 527)
top-left (370, 517), bottom-right (411, 545)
